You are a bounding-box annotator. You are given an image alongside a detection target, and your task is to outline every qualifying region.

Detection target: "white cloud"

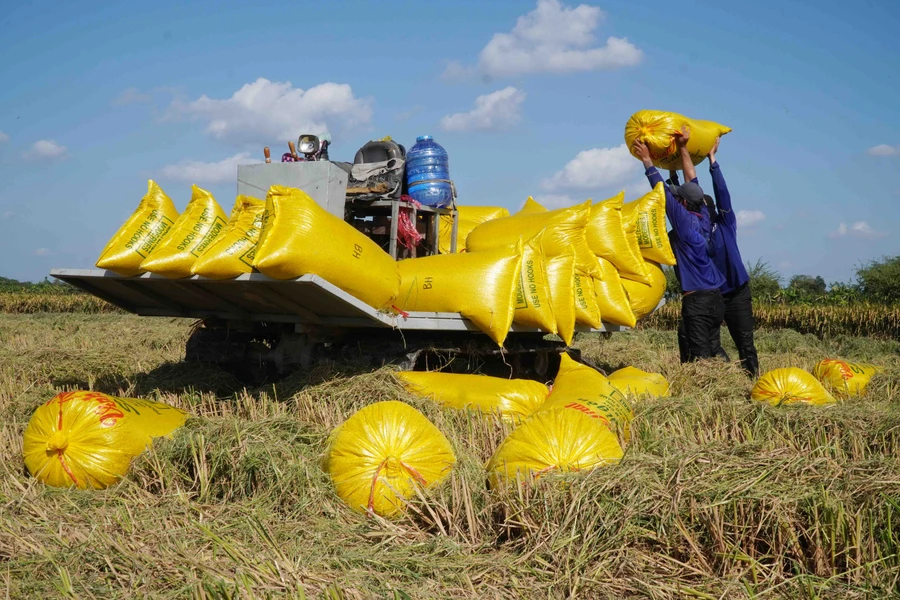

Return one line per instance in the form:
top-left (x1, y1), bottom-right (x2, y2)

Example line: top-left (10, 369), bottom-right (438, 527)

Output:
top-left (440, 87), bottom-right (526, 132)
top-left (829, 221), bottom-right (886, 240)
top-left (867, 144), bottom-right (899, 157)
top-left (24, 139), bottom-right (67, 160)
top-left (160, 152), bottom-right (262, 184)
top-left (34, 248), bottom-right (53, 257)
top-left (1, 211), bottom-right (13, 221)
top-left (0, 131), bottom-right (9, 143)
top-left (443, 0), bottom-right (642, 79)
top-left (112, 87), bottom-right (151, 106)
top-left (165, 78), bottom-right (372, 145)
top-left (736, 210), bottom-right (766, 227)
top-left (542, 143), bottom-right (638, 190)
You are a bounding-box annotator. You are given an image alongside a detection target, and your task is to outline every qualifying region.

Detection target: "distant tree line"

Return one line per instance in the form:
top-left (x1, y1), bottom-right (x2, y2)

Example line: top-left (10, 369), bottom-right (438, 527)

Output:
top-left (0, 277), bottom-right (82, 295)
top-left (663, 255), bottom-right (900, 305)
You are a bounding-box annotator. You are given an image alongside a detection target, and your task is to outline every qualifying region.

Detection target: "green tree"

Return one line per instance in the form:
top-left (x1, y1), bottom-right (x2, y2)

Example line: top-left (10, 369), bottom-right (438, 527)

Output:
top-left (787, 274), bottom-right (826, 301)
top-left (746, 260), bottom-right (781, 301)
top-left (856, 256), bottom-right (900, 303)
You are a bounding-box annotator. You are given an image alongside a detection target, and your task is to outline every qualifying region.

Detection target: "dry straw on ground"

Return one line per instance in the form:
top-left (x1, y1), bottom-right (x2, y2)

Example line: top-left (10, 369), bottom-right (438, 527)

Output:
top-left (1, 313), bottom-right (899, 599)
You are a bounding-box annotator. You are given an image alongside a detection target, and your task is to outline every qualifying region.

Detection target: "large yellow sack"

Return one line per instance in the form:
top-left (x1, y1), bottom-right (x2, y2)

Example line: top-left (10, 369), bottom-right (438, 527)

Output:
top-left (813, 359), bottom-right (883, 398)
top-left (191, 195), bottom-right (266, 279)
top-left (539, 353), bottom-right (634, 441)
top-left (513, 233), bottom-right (557, 333)
top-left (545, 246), bottom-right (577, 346)
top-left (322, 401), bottom-right (456, 517)
top-left (574, 269), bottom-right (602, 328)
top-left (397, 371), bottom-right (549, 421)
top-left (621, 183), bottom-right (676, 266)
top-left (140, 185), bottom-right (228, 278)
top-left (254, 186), bottom-right (400, 309)
top-left (585, 192), bottom-right (649, 283)
top-left (397, 242), bottom-right (523, 346)
top-left (466, 199), bottom-right (600, 278)
top-left (23, 390), bottom-right (187, 490)
top-left (625, 110), bottom-right (732, 171)
top-left (621, 260), bottom-right (666, 320)
top-left (608, 366), bottom-right (670, 399)
top-left (593, 258), bottom-right (637, 328)
top-left (439, 206), bottom-right (510, 254)
top-left (751, 368), bottom-right (836, 407)
top-left (96, 180), bottom-right (180, 276)
top-left (486, 406), bottom-right (623, 486)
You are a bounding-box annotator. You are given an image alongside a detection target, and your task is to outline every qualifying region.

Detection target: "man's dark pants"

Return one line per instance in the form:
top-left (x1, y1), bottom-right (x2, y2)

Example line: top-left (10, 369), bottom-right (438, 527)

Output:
top-left (678, 290), bottom-right (726, 361)
top-left (678, 283), bottom-right (759, 377)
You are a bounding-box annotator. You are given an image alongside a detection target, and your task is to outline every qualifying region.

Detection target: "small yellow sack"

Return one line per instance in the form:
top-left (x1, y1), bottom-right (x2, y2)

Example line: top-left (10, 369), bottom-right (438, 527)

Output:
top-left (608, 366), bottom-right (670, 399)
top-left (254, 186), bottom-right (400, 309)
top-left (517, 197), bottom-right (550, 215)
top-left (593, 258), bottom-right (637, 328)
top-left (397, 241), bottom-right (523, 346)
top-left (621, 183), bottom-right (676, 265)
top-left (140, 185), bottom-right (228, 278)
top-left (621, 260), bottom-right (666, 320)
top-left (574, 269), bottom-right (602, 328)
top-left (439, 206), bottom-right (510, 254)
top-left (397, 371), bottom-right (549, 421)
top-left (539, 353), bottom-right (634, 441)
top-left (486, 406), bottom-right (623, 486)
top-left (96, 180), bottom-right (180, 276)
top-left (625, 110), bottom-right (732, 171)
top-left (466, 199), bottom-right (600, 278)
top-left (23, 390), bottom-right (187, 490)
top-left (813, 359), bottom-right (883, 398)
top-left (545, 246), bottom-right (577, 346)
top-left (323, 401), bottom-right (456, 517)
top-left (751, 368), bottom-right (836, 407)
top-left (191, 195), bottom-right (266, 279)
top-left (585, 193), bottom-right (649, 283)
top-left (513, 233), bottom-right (557, 333)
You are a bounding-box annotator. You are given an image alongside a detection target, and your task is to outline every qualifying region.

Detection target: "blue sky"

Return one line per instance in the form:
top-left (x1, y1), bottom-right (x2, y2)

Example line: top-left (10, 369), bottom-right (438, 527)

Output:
top-left (1, 0), bottom-right (898, 284)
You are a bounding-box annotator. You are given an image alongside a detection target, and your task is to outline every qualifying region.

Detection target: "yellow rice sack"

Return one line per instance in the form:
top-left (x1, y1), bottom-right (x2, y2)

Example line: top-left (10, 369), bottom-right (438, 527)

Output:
top-left (322, 401), bottom-right (456, 517)
top-left (486, 406), bottom-right (623, 486)
top-left (574, 268), bottom-right (602, 328)
top-left (608, 366), bottom-right (670, 399)
top-left (465, 199), bottom-right (600, 278)
top-left (254, 186), bottom-right (400, 309)
top-left (620, 208), bottom-right (653, 284)
top-left (621, 260), bottom-right (666, 320)
top-left (397, 371), bottom-right (549, 421)
top-left (585, 192), bottom-right (649, 283)
top-left (539, 353), bottom-right (634, 442)
top-left (813, 359), bottom-right (883, 398)
top-left (513, 233), bottom-right (557, 333)
top-left (96, 180), bottom-right (179, 276)
top-left (439, 206), bottom-right (510, 254)
top-left (191, 195), bottom-right (266, 279)
top-left (517, 197), bottom-right (549, 215)
top-left (397, 241), bottom-right (523, 346)
top-left (751, 368), bottom-right (836, 407)
top-left (140, 185), bottom-right (228, 278)
top-left (621, 183), bottom-right (676, 266)
top-left (23, 390), bottom-right (188, 490)
top-left (545, 246), bottom-right (577, 346)
top-left (625, 110), bottom-right (732, 171)
top-left (593, 258), bottom-right (637, 328)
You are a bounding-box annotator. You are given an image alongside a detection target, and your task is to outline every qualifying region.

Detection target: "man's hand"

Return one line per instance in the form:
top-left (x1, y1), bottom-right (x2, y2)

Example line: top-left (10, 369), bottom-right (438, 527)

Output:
top-left (632, 139), bottom-right (653, 168)
top-left (708, 136), bottom-right (720, 164)
top-left (672, 125), bottom-right (691, 148)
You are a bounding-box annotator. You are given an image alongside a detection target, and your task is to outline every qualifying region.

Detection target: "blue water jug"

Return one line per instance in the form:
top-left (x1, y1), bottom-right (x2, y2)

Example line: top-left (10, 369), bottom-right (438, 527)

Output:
top-left (406, 135), bottom-right (453, 207)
